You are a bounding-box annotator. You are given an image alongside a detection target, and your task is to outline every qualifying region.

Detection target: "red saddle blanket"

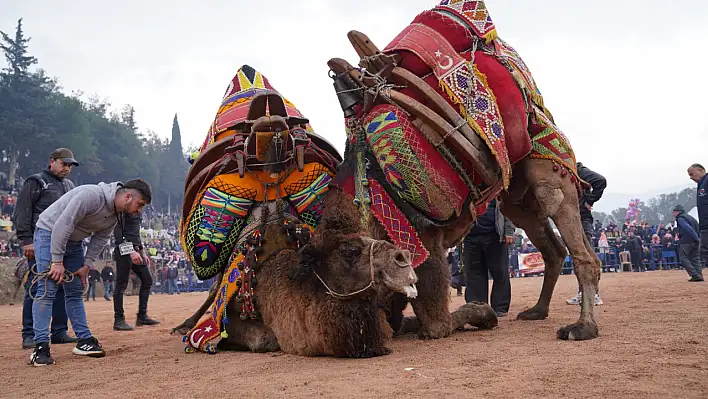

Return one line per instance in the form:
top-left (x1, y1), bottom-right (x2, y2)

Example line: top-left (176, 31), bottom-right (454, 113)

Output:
top-left (383, 3), bottom-right (534, 174)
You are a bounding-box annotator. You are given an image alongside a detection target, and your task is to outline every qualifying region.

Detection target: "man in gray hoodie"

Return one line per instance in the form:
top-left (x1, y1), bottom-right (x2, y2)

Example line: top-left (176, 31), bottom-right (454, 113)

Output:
top-left (30, 179), bottom-right (152, 367)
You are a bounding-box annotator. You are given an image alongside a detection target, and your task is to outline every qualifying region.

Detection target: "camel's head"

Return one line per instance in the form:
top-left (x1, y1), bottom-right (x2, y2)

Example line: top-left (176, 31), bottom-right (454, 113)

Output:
top-left (290, 190), bottom-right (418, 299)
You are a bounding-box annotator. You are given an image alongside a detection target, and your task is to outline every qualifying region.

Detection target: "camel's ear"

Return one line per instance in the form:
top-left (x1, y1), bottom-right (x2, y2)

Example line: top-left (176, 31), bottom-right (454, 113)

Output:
top-left (289, 245), bottom-right (321, 282)
top-left (313, 189), bottom-right (364, 251)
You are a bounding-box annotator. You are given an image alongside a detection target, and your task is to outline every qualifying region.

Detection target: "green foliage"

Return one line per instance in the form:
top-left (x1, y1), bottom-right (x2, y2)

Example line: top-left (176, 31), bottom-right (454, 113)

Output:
top-left (0, 19), bottom-right (188, 212)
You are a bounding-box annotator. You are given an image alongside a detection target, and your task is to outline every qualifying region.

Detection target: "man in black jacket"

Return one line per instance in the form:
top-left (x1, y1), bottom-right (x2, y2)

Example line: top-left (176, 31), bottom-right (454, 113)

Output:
top-left (101, 265), bottom-right (115, 301)
top-left (673, 205), bottom-right (703, 281)
top-left (463, 199), bottom-right (515, 317)
top-left (567, 162), bottom-right (606, 306)
top-left (112, 211), bottom-right (159, 330)
top-left (688, 163), bottom-right (708, 269)
top-left (14, 148), bottom-right (78, 349)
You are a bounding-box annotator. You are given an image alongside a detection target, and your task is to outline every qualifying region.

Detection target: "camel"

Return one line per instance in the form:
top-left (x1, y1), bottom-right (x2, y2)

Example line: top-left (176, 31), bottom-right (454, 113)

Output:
top-left (326, 0), bottom-right (602, 341)
top-left (174, 66), bottom-right (498, 356)
top-left (174, 181), bottom-right (497, 357)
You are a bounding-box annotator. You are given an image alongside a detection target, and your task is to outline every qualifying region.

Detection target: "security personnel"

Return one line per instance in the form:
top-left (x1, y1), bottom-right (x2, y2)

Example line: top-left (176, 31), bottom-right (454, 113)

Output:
top-left (15, 148), bottom-right (79, 349)
top-left (112, 211), bottom-right (159, 330)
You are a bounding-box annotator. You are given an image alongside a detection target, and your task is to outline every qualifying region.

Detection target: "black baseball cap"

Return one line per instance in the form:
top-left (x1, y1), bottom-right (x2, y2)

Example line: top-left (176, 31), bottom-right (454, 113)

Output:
top-left (50, 148), bottom-right (79, 166)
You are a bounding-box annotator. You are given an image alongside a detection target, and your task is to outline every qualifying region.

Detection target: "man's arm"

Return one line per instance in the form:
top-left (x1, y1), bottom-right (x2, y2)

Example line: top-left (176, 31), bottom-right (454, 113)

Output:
top-left (581, 168), bottom-right (607, 205)
top-left (123, 212), bottom-right (142, 247)
top-left (13, 178), bottom-right (41, 246)
top-left (84, 224), bottom-right (116, 267)
top-left (50, 191), bottom-right (101, 263)
top-left (677, 218), bottom-right (700, 242)
top-left (503, 217), bottom-right (516, 237)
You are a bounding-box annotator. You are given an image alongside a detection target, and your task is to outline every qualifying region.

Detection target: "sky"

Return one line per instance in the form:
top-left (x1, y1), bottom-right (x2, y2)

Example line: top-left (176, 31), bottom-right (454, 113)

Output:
top-left (1, 0), bottom-right (707, 202)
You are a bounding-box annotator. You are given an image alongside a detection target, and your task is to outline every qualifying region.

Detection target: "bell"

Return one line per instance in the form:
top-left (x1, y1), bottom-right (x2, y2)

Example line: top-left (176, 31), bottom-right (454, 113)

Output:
top-left (332, 72), bottom-right (363, 118)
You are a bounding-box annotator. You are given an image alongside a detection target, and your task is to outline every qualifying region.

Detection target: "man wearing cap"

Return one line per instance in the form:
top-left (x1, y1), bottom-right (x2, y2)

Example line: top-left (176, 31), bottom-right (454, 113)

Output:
top-left (673, 204), bottom-right (703, 282)
top-left (14, 148), bottom-right (79, 349)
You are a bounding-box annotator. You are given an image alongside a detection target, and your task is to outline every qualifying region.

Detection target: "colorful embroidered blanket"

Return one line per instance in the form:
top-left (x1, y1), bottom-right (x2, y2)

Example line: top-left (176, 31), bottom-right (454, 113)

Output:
top-left (184, 163), bottom-right (334, 353)
top-left (198, 65), bottom-right (313, 153)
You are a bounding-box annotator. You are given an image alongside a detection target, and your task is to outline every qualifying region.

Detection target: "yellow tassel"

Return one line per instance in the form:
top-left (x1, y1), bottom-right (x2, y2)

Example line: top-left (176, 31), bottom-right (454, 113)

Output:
top-left (220, 331), bottom-right (229, 339)
top-left (483, 30), bottom-right (498, 44)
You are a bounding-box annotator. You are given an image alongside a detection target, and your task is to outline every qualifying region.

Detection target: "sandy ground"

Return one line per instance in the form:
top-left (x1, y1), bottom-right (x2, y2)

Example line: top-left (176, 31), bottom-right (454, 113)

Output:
top-left (0, 270), bottom-right (707, 399)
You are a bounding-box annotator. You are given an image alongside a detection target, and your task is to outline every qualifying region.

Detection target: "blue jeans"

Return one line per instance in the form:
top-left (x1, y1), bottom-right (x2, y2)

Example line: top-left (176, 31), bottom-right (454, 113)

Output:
top-left (104, 281), bottom-right (114, 299)
top-left (86, 281), bottom-right (96, 300)
top-left (21, 259), bottom-right (70, 340)
top-left (32, 228), bottom-right (92, 343)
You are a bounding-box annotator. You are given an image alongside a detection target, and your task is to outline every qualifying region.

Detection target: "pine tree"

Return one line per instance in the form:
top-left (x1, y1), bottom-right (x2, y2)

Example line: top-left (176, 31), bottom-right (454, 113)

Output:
top-left (170, 114), bottom-right (183, 156)
top-left (0, 18), bottom-right (48, 185)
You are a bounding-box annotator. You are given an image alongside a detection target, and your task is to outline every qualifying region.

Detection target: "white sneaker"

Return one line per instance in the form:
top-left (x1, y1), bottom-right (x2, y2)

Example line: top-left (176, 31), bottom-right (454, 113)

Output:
top-left (566, 292), bottom-right (581, 305)
top-left (594, 294), bottom-right (604, 306)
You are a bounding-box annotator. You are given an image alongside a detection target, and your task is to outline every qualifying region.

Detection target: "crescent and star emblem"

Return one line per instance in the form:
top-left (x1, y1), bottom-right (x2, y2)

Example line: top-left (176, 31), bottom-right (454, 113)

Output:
top-left (435, 50), bottom-right (453, 70)
top-left (190, 326), bottom-right (211, 347)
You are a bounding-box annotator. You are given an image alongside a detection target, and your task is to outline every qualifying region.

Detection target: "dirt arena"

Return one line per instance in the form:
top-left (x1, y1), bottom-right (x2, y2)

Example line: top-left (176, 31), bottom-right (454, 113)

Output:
top-left (0, 270), bottom-right (706, 399)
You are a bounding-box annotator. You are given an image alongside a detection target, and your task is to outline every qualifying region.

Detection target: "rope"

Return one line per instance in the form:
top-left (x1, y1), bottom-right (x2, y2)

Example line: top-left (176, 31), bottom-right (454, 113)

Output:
top-left (312, 239), bottom-right (380, 298)
top-left (28, 262), bottom-right (86, 301)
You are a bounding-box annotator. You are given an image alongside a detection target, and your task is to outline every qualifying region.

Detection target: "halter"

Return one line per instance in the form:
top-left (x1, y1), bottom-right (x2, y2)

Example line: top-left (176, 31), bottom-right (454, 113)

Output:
top-left (312, 239), bottom-right (381, 299)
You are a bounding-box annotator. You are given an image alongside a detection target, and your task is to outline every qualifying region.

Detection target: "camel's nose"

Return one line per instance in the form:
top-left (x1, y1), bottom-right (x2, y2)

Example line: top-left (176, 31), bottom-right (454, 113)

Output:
top-left (394, 249), bottom-right (412, 267)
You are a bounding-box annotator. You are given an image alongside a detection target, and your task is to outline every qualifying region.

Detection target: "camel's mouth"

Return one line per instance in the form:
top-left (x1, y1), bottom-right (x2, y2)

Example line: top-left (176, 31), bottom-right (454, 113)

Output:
top-left (382, 269), bottom-right (418, 299)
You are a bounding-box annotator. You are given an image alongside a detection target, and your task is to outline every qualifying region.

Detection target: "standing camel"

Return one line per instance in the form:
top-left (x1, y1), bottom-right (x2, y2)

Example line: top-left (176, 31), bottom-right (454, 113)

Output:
top-left (326, 0), bottom-right (601, 340)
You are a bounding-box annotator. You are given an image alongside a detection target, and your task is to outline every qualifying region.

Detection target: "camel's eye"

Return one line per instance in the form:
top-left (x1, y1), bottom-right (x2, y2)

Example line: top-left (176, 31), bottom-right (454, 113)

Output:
top-left (338, 242), bottom-right (361, 261)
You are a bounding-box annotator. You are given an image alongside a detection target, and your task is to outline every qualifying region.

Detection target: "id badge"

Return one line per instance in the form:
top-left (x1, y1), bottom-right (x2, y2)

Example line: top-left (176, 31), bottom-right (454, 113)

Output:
top-left (119, 242), bottom-right (134, 256)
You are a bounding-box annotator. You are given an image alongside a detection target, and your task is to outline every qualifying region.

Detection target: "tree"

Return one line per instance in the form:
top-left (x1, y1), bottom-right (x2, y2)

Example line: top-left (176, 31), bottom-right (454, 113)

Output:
top-left (0, 19), bottom-right (53, 185)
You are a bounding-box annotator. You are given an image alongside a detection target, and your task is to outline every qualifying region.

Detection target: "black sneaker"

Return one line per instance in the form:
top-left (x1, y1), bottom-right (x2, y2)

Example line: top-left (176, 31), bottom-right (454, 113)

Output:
top-left (22, 337), bottom-right (35, 350)
top-left (113, 319), bottom-right (134, 331)
top-left (51, 332), bottom-right (78, 345)
top-left (72, 337), bottom-right (106, 358)
top-left (136, 314), bottom-right (160, 327)
top-left (30, 343), bottom-right (55, 366)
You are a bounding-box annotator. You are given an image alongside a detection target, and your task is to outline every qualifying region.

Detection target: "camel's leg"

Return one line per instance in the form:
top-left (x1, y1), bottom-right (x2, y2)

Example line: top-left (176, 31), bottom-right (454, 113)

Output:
top-left (171, 274), bottom-right (221, 335)
top-left (500, 199), bottom-right (567, 320)
top-left (219, 316), bottom-right (280, 353)
top-left (551, 199), bottom-right (601, 340)
top-left (387, 293), bottom-right (408, 336)
top-left (408, 247), bottom-right (454, 339)
top-left (399, 301), bottom-right (497, 334)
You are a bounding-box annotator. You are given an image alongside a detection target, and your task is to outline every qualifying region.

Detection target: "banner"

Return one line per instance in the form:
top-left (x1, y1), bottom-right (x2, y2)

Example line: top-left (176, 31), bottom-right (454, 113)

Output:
top-left (518, 252), bottom-right (545, 275)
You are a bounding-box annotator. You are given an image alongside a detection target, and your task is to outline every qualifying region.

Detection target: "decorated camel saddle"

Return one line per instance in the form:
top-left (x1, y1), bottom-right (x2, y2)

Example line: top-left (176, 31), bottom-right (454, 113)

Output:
top-left (328, 0), bottom-right (581, 267)
top-left (180, 65), bottom-right (342, 353)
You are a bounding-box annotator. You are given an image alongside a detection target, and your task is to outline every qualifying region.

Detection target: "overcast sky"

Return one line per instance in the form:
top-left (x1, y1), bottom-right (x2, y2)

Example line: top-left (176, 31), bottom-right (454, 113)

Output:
top-left (2, 0), bottom-right (707, 197)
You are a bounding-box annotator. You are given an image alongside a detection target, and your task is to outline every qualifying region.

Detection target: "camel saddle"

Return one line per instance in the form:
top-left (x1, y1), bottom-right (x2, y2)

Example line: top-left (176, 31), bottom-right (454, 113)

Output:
top-left (180, 65), bottom-right (342, 281)
top-left (327, 0), bottom-right (581, 268)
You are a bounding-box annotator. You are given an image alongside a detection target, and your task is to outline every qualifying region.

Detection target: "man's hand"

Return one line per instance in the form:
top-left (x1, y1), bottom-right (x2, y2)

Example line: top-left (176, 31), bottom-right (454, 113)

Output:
top-left (141, 250), bottom-right (151, 268)
top-left (504, 236), bottom-right (515, 245)
top-left (23, 244), bottom-right (35, 260)
top-left (130, 251), bottom-right (143, 265)
top-left (49, 262), bottom-right (66, 284)
top-left (584, 203), bottom-right (593, 211)
top-left (74, 265), bottom-right (90, 287)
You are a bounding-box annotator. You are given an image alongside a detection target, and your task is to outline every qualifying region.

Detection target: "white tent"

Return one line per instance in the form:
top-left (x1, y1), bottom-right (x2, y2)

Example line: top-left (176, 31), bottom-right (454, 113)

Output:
top-left (688, 206), bottom-right (699, 221)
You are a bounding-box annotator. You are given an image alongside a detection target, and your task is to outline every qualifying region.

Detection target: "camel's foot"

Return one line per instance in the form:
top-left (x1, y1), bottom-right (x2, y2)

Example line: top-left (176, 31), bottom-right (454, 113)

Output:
top-left (250, 332), bottom-right (280, 353)
top-left (556, 321), bottom-right (599, 341)
top-left (516, 305), bottom-right (549, 321)
top-left (395, 316), bottom-right (418, 335)
top-left (417, 319), bottom-right (453, 340)
top-left (373, 346), bottom-right (393, 356)
top-left (452, 302), bottom-right (498, 330)
top-left (171, 319), bottom-right (197, 335)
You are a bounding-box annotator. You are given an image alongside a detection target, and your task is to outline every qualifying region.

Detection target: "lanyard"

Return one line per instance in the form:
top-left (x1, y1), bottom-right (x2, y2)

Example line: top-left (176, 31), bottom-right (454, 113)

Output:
top-left (116, 212), bottom-right (126, 241)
